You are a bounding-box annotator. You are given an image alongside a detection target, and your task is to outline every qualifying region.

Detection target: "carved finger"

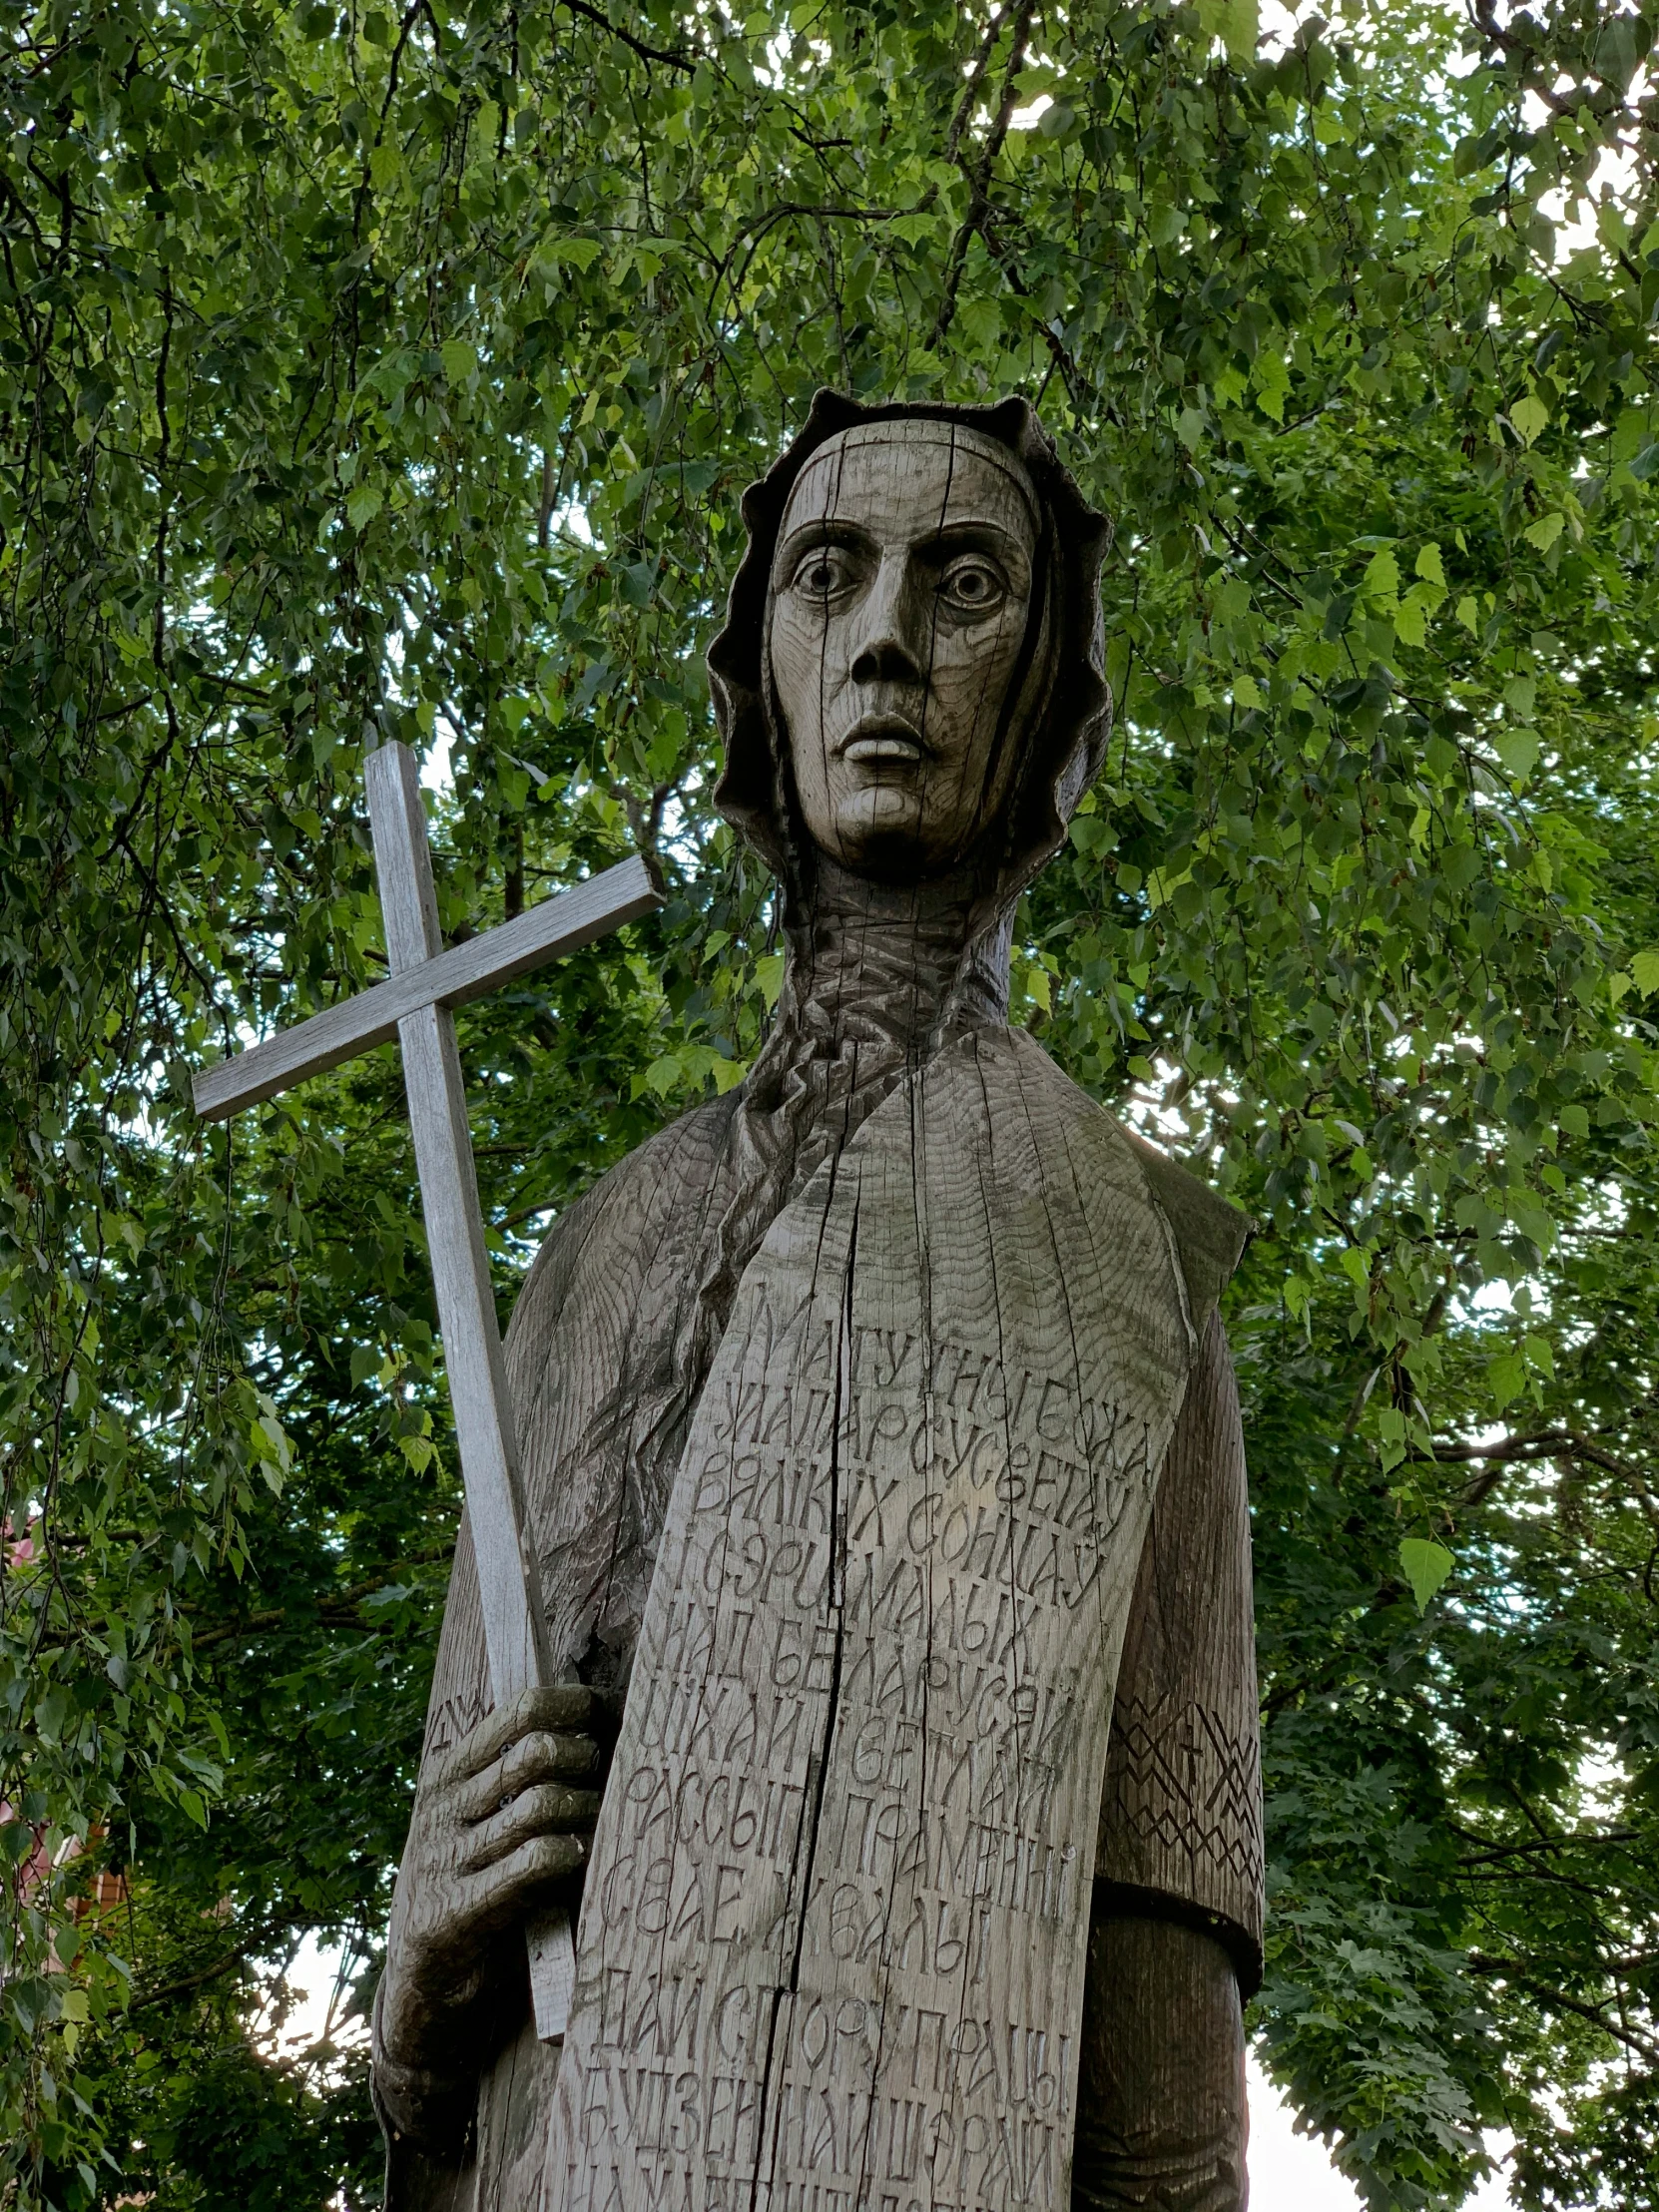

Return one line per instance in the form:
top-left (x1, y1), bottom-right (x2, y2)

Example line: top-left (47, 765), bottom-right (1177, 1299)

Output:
top-left (436, 1684), bottom-right (602, 1793)
top-left (458, 1832), bottom-right (587, 1936)
top-left (458, 1783), bottom-right (602, 1873)
top-left (451, 1729), bottom-right (600, 1824)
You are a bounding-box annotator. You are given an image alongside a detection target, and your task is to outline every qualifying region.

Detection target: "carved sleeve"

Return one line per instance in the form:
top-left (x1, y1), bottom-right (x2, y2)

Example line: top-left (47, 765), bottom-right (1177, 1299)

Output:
top-left (1073, 1908), bottom-right (1249, 2212)
top-left (1095, 1304), bottom-right (1264, 1992)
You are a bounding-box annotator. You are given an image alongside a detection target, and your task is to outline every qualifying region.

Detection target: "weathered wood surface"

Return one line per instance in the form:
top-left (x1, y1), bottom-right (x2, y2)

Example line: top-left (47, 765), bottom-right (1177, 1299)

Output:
top-left (193, 849), bottom-right (656, 1121)
top-left (545, 1026), bottom-right (1197, 2212)
top-left (364, 749), bottom-right (551, 1697)
top-left (1096, 1304), bottom-right (1263, 1973)
top-left (197, 740), bottom-right (655, 2043)
top-left (377, 1079), bottom-right (1258, 2210)
top-left (366, 398), bottom-right (1262, 2212)
top-left (362, 743), bottom-right (580, 2038)
top-left (1072, 1907), bottom-right (1248, 2210)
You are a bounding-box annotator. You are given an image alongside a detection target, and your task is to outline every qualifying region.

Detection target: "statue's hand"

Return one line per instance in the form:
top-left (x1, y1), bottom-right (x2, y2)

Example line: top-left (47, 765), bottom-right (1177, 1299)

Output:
top-left (377, 1685), bottom-right (608, 2088)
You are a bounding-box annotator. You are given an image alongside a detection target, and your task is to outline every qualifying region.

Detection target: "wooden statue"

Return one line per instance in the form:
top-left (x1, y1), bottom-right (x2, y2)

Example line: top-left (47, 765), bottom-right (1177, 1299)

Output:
top-left (371, 394), bottom-right (1263, 2212)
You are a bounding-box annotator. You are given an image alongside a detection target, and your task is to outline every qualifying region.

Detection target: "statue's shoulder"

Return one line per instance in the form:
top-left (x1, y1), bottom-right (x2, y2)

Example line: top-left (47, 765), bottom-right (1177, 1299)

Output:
top-left (947, 1025), bottom-right (1252, 1329)
top-left (505, 1091), bottom-right (739, 1359)
top-left (1113, 1120), bottom-right (1252, 1326)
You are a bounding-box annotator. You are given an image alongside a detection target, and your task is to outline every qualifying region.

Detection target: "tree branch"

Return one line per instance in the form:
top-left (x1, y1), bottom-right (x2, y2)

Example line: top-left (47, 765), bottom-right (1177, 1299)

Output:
top-left (558, 0), bottom-right (696, 73)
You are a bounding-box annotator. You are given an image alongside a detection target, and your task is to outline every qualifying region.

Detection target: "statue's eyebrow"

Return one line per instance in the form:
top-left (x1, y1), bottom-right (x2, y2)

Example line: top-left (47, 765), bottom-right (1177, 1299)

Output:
top-left (780, 514), bottom-right (873, 542)
top-left (772, 515), bottom-right (878, 572)
top-left (776, 514), bottom-right (1025, 560)
top-left (909, 516), bottom-right (1026, 554)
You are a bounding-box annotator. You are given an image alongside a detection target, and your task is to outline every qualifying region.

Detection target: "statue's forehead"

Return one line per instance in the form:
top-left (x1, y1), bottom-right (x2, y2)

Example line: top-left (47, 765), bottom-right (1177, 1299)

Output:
top-left (783, 422), bottom-right (1039, 533)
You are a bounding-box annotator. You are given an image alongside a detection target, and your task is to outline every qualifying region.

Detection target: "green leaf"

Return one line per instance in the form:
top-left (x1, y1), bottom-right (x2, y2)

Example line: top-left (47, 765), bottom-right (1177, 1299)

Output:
top-left (1252, 353), bottom-right (1290, 423)
top-left (1503, 675), bottom-right (1537, 718)
top-left (1361, 547), bottom-right (1400, 601)
top-left (1510, 391), bottom-right (1549, 446)
top-left (1629, 948), bottom-right (1659, 995)
top-left (1509, 1193), bottom-right (1554, 1252)
top-left (1398, 1538), bottom-right (1454, 1614)
top-left (537, 235), bottom-right (603, 272)
top-left (1197, 0), bottom-right (1259, 61)
top-left (1488, 1350), bottom-right (1527, 1409)
top-left (440, 338), bottom-right (477, 385)
top-left (1493, 727), bottom-right (1541, 782)
top-left (345, 483), bottom-right (383, 530)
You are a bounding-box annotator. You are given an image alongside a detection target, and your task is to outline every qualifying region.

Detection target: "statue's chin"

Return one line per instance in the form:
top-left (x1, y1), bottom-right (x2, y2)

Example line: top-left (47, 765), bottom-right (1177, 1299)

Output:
top-left (816, 784), bottom-right (965, 884)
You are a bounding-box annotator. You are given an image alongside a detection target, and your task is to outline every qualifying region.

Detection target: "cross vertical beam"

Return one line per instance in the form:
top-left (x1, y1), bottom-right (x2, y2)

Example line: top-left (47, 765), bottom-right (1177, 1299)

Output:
top-left (363, 745), bottom-right (574, 2038)
top-left (199, 742), bottom-right (657, 2036)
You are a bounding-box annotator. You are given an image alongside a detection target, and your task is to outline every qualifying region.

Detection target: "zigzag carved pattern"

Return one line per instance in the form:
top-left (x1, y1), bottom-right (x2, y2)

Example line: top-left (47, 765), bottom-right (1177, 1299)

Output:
top-left (1106, 1694), bottom-right (1262, 1888)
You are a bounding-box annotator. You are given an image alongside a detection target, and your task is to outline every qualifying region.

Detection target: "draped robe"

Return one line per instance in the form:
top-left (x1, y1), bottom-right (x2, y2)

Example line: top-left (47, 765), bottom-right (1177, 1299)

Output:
top-left (374, 386), bottom-right (1264, 2208)
top-left (377, 983), bottom-right (1261, 2211)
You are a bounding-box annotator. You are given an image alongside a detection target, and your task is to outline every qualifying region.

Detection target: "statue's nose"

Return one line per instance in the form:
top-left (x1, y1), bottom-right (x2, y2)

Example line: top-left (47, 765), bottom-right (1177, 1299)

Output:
top-left (849, 556), bottom-right (927, 688)
top-left (851, 633), bottom-right (924, 686)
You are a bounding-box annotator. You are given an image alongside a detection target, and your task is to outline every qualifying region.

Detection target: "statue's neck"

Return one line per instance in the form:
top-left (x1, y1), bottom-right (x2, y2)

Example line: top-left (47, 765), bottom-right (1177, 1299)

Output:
top-left (695, 851), bottom-right (1012, 1371)
top-left (780, 852), bottom-right (1011, 1062)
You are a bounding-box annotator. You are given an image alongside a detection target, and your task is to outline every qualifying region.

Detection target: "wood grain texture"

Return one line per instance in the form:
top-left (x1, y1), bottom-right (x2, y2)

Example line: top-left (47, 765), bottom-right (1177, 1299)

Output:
top-left (369, 390), bottom-right (1264, 2211)
top-left (378, 1096), bottom-right (748, 2155)
top-left (1096, 1307), bottom-right (1263, 1989)
top-left (375, 1076), bottom-right (1261, 2207)
top-left (365, 742), bottom-right (573, 2038)
top-left (415, 1096), bottom-right (744, 1780)
top-left (1073, 1908), bottom-right (1248, 2212)
top-left (196, 738), bottom-right (655, 2049)
top-left (544, 1027), bottom-right (1196, 2212)
top-left (193, 849), bottom-right (656, 1120)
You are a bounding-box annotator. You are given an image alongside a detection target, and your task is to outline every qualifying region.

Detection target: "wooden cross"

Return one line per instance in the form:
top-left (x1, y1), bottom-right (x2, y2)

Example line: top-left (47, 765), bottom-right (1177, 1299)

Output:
top-left (195, 740), bottom-right (660, 2040)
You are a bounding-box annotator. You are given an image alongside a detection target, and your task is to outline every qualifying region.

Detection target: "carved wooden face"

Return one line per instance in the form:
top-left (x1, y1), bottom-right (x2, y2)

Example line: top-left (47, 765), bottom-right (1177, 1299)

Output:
top-left (767, 422), bottom-right (1039, 878)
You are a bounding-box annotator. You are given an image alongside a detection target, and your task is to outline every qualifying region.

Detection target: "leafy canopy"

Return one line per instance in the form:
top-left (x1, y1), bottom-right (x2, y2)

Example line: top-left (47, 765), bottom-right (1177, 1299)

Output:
top-left (5, 0), bottom-right (1659, 2203)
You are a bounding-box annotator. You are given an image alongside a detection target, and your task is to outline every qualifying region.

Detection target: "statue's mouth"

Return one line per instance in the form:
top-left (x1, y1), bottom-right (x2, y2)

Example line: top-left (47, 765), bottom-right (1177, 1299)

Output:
top-left (837, 713), bottom-right (929, 766)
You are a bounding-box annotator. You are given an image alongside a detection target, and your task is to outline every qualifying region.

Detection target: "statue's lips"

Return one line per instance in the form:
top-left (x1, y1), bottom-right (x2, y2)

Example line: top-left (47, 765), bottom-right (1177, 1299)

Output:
top-left (837, 715), bottom-right (929, 766)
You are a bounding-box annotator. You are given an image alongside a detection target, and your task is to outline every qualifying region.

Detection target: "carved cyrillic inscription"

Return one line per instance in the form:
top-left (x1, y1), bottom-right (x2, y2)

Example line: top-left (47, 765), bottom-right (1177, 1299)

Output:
top-left (547, 1031), bottom-right (1195, 2212)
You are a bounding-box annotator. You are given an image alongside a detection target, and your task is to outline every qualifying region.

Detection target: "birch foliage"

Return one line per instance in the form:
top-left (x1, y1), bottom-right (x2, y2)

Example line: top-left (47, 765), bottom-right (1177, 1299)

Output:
top-left (5, 0), bottom-right (1659, 2202)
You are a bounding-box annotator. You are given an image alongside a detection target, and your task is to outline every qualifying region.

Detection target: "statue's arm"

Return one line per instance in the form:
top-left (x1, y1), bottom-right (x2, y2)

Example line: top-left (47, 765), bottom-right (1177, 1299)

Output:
top-left (371, 1512), bottom-right (606, 2167)
top-left (368, 1114), bottom-right (712, 2184)
top-left (1074, 1907), bottom-right (1248, 2212)
top-left (1074, 1306), bottom-right (1261, 2211)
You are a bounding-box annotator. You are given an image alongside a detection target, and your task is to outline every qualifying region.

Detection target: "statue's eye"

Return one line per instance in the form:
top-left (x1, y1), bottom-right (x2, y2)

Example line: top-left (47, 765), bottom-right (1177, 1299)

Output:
top-left (939, 557), bottom-right (1006, 614)
top-left (791, 547), bottom-right (853, 600)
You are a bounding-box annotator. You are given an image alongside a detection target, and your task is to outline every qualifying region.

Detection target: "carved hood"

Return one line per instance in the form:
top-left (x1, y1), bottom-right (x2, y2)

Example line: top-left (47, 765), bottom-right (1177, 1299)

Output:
top-left (707, 388), bottom-right (1114, 935)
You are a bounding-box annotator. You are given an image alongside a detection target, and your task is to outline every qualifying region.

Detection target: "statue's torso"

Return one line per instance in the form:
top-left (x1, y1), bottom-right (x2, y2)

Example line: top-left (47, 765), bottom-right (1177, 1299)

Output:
top-left (391, 1030), bottom-right (1261, 2212)
top-left (395, 1035), bottom-right (1265, 2212)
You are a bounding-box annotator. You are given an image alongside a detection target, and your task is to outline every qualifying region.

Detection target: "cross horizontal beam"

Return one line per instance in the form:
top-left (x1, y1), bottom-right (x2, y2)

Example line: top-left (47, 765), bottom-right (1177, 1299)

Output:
top-left (193, 854), bottom-right (658, 1122)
